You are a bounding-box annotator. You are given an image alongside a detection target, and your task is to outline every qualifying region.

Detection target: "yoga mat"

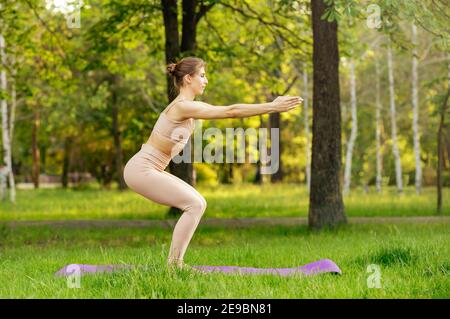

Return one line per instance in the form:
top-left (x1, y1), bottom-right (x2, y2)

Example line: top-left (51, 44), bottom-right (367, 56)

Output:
top-left (55, 259), bottom-right (341, 277)
top-left (191, 259), bottom-right (342, 276)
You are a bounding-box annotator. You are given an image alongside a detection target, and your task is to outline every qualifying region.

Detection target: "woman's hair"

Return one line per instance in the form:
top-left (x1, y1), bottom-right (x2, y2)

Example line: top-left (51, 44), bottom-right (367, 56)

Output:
top-left (166, 57), bottom-right (206, 90)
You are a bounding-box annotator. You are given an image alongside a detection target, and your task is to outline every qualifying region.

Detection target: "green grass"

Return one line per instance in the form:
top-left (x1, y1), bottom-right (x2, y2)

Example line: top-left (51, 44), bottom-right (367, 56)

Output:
top-left (0, 223), bottom-right (448, 298)
top-left (1, 184), bottom-right (448, 221)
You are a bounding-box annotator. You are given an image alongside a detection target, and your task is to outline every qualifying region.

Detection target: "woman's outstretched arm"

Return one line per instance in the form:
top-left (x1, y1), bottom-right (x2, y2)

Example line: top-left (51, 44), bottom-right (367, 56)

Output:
top-left (177, 96), bottom-right (302, 120)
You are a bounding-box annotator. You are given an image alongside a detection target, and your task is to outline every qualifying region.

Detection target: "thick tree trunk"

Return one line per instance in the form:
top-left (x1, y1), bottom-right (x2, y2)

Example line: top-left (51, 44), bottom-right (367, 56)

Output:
top-left (162, 0), bottom-right (193, 216)
top-left (181, 0), bottom-right (197, 53)
top-left (308, 0), bottom-right (347, 229)
top-left (161, 0), bottom-right (181, 102)
top-left (387, 41), bottom-right (403, 193)
top-left (162, 0), bottom-right (194, 190)
top-left (161, 0), bottom-right (215, 216)
top-left (343, 58), bottom-right (358, 195)
top-left (411, 24), bottom-right (422, 194)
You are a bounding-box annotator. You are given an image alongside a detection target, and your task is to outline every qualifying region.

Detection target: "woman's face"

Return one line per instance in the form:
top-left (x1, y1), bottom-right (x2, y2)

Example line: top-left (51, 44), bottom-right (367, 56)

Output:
top-left (185, 66), bottom-right (208, 95)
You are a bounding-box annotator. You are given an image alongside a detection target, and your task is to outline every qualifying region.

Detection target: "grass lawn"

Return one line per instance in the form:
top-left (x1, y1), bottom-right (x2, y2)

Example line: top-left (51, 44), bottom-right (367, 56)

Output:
top-left (0, 222), bottom-right (448, 298)
top-left (1, 184), bottom-right (448, 221)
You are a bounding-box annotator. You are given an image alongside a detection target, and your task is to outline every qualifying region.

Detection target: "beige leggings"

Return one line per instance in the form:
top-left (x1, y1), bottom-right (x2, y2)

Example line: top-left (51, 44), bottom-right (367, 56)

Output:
top-left (123, 144), bottom-right (207, 267)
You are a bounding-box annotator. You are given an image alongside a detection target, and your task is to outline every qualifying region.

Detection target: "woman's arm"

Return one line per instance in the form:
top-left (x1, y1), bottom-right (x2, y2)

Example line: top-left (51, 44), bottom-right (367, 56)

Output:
top-left (177, 96), bottom-right (302, 120)
top-left (227, 102), bottom-right (277, 118)
top-left (176, 100), bottom-right (273, 120)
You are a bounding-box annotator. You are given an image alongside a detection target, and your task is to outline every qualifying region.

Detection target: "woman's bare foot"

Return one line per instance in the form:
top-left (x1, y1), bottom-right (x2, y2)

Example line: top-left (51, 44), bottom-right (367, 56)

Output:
top-left (167, 259), bottom-right (203, 273)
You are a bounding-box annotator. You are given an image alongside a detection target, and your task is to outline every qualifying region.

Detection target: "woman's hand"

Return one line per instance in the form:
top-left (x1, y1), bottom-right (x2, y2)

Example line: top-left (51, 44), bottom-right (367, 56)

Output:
top-left (271, 96), bottom-right (303, 113)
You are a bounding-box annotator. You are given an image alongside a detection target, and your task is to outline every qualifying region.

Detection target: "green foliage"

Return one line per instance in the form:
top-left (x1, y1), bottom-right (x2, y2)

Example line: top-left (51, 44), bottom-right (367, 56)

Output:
top-left (194, 163), bottom-right (219, 186)
top-left (0, 0), bottom-right (448, 190)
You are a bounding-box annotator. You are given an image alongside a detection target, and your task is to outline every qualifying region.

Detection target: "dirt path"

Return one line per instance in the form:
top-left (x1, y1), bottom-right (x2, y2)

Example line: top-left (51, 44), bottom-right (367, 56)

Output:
top-left (3, 216), bottom-right (450, 229)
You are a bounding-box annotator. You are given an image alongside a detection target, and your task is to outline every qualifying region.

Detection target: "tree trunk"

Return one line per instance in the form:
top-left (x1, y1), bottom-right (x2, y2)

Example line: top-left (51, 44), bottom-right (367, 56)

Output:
top-left (31, 103), bottom-right (40, 188)
top-left (387, 40), bottom-right (403, 193)
top-left (437, 57), bottom-right (450, 214)
top-left (9, 50), bottom-right (16, 146)
top-left (162, 0), bottom-right (194, 217)
top-left (0, 33), bottom-right (15, 202)
top-left (62, 136), bottom-right (73, 188)
top-left (161, 0), bottom-right (215, 216)
top-left (411, 24), bottom-right (422, 194)
top-left (161, 0), bottom-right (181, 102)
top-left (253, 115), bottom-right (264, 184)
top-left (162, 0), bottom-right (193, 187)
top-left (109, 75), bottom-right (126, 190)
top-left (375, 58), bottom-right (383, 193)
top-left (269, 111), bottom-right (283, 183)
top-left (303, 62), bottom-right (311, 192)
top-left (181, 0), bottom-right (197, 54)
top-left (437, 89), bottom-right (449, 214)
top-left (343, 58), bottom-right (358, 195)
top-left (308, 0), bottom-right (347, 230)
top-left (8, 48), bottom-right (16, 199)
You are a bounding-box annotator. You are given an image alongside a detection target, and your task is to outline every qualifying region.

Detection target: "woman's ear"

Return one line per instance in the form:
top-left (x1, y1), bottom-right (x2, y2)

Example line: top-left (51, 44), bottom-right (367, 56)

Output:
top-left (184, 74), bottom-right (192, 85)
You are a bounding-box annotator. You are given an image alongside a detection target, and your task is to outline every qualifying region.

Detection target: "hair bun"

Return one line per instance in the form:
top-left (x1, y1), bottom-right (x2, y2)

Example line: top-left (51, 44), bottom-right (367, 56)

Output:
top-left (167, 63), bottom-right (177, 75)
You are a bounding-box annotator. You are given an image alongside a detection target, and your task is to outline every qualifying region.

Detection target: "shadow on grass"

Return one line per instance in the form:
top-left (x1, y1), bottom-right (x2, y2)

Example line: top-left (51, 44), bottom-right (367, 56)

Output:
top-left (353, 246), bottom-right (420, 268)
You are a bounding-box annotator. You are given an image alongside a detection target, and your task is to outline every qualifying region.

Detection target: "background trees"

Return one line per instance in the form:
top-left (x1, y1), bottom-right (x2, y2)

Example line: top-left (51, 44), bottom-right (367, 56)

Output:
top-left (0, 0), bottom-right (448, 223)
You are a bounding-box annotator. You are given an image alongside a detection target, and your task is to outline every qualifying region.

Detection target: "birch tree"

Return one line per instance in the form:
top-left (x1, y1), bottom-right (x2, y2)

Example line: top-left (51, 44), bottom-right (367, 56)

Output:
top-left (411, 23), bottom-right (422, 194)
top-left (343, 57), bottom-right (358, 195)
top-left (387, 39), bottom-right (403, 193)
top-left (375, 57), bottom-right (383, 193)
top-left (0, 32), bottom-right (15, 202)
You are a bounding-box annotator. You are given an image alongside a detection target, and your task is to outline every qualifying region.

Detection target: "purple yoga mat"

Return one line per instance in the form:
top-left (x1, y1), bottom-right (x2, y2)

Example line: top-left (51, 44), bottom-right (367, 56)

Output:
top-left (191, 259), bottom-right (341, 276)
top-left (55, 259), bottom-right (341, 277)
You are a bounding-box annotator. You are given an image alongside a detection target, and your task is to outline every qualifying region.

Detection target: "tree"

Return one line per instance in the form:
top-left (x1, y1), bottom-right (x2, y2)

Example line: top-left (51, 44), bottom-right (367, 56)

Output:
top-left (308, 0), bottom-right (347, 229)
top-left (411, 23), bottom-right (422, 194)
top-left (437, 58), bottom-right (449, 214)
top-left (387, 38), bottom-right (403, 193)
top-left (343, 56), bottom-right (357, 195)
top-left (0, 2), bottom-right (16, 203)
top-left (302, 61), bottom-right (311, 191)
top-left (375, 56), bottom-right (383, 193)
top-left (160, 0), bottom-right (216, 216)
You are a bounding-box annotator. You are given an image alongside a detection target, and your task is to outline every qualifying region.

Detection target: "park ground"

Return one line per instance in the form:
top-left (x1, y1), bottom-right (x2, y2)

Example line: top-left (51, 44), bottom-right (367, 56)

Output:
top-left (0, 184), bottom-right (448, 298)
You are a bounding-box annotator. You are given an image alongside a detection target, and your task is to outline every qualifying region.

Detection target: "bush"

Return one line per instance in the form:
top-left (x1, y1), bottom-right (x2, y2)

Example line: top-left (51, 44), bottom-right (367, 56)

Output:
top-left (194, 163), bottom-right (218, 186)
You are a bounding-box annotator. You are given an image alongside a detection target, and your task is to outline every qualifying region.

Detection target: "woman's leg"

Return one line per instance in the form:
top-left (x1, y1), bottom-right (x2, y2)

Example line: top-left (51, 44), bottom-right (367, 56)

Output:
top-left (124, 160), bottom-right (207, 268)
top-left (158, 170), bottom-right (207, 267)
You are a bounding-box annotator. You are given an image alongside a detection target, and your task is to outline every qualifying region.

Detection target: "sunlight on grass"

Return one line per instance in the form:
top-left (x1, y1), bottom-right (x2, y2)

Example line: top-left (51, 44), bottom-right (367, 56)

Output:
top-left (0, 223), bottom-right (448, 298)
top-left (0, 184), bottom-right (448, 221)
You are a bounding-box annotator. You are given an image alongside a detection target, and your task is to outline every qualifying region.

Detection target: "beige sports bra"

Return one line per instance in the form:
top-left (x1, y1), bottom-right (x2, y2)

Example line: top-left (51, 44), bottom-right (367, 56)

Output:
top-left (146, 99), bottom-right (195, 157)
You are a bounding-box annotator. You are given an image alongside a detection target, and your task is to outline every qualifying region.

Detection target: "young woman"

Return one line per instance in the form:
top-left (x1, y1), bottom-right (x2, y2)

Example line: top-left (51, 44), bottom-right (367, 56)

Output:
top-left (123, 56), bottom-right (303, 270)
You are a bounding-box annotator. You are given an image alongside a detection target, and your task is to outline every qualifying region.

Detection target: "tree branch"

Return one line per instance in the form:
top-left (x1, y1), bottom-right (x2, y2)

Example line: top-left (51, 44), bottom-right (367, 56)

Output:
top-left (195, 1), bottom-right (216, 25)
top-left (281, 74), bottom-right (299, 95)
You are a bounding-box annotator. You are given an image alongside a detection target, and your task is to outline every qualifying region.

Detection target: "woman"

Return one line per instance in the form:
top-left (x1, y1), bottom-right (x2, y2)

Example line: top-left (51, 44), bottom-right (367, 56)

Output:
top-left (123, 56), bottom-right (302, 270)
